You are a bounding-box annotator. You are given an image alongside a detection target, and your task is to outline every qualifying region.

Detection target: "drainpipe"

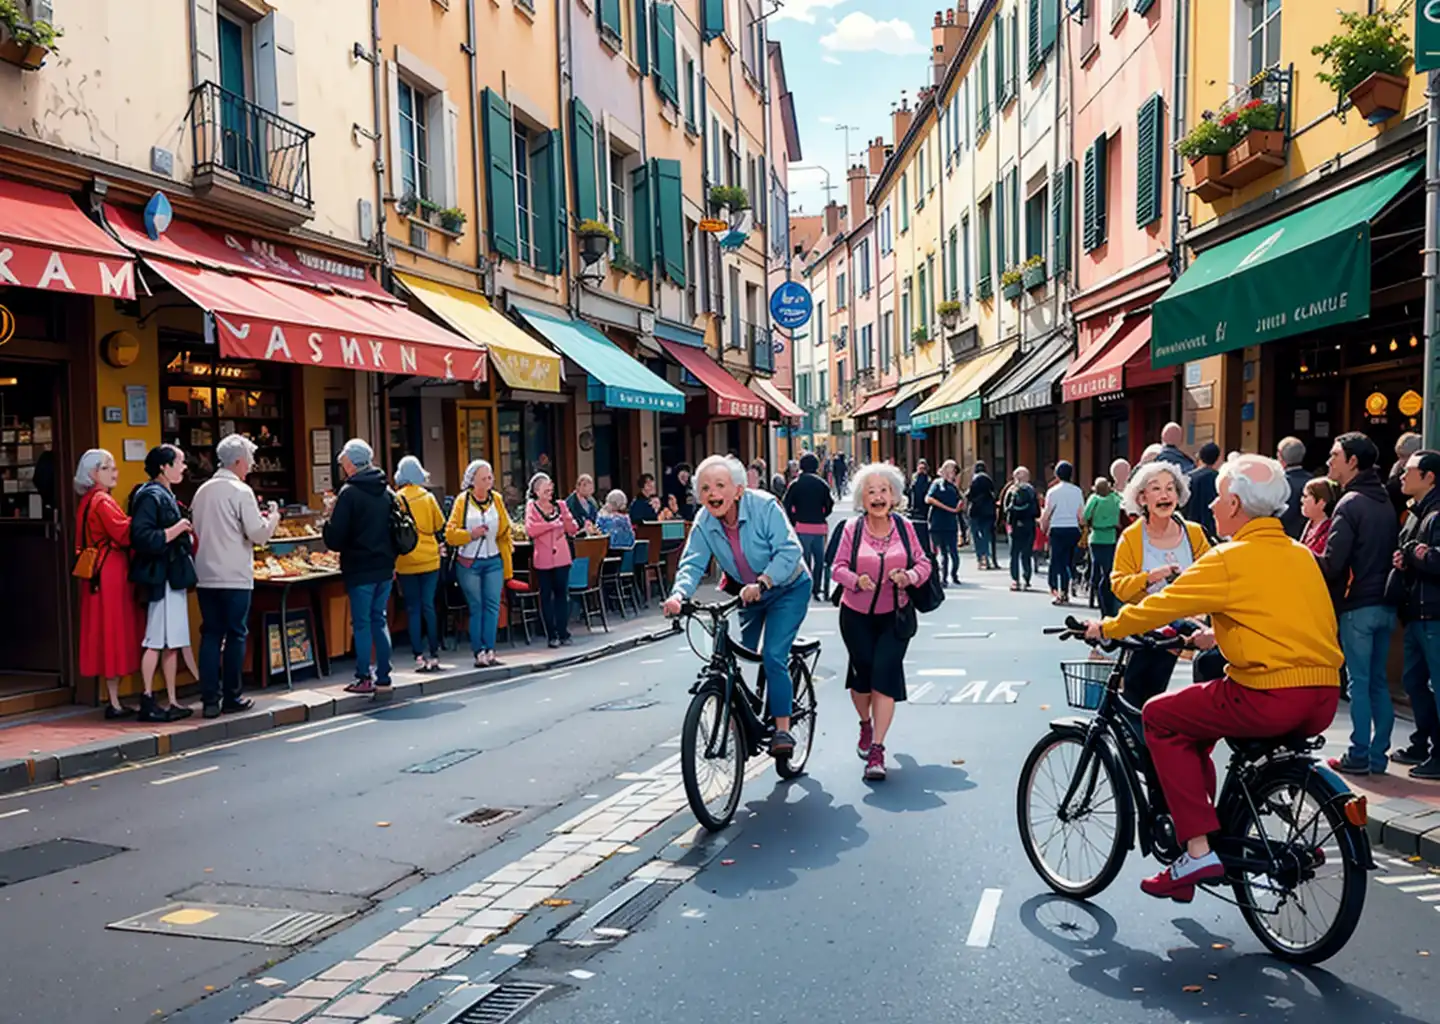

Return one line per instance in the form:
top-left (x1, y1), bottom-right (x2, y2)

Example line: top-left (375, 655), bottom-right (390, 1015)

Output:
top-left (370, 0), bottom-right (388, 272)
top-left (560, 0), bottom-right (577, 317)
top-left (465, 0), bottom-right (488, 296)
top-left (1167, 0), bottom-right (1190, 425)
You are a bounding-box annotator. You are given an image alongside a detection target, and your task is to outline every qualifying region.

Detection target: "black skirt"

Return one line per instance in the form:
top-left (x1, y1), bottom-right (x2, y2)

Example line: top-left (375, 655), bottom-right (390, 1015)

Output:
top-left (840, 605), bottom-right (911, 702)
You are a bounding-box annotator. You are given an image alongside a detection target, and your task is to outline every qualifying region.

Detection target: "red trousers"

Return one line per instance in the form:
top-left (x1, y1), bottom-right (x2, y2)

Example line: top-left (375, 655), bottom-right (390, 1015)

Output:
top-left (1141, 678), bottom-right (1339, 843)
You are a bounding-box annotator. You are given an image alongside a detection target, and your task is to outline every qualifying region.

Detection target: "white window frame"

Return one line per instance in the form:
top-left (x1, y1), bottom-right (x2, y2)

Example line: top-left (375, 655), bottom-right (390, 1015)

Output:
top-left (1244, 0), bottom-right (1281, 79)
top-left (514, 123), bottom-right (536, 265)
top-left (608, 146), bottom-right (629, 257)
top-left (397, 79), bottom-right (431, 201)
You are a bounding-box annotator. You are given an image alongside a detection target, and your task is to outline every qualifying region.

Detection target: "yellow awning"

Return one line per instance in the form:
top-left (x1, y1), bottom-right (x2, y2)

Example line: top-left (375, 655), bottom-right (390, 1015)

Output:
top-left (911, 343), bottom-right (1017, 427)
top-left (885, 370), bottom-right (945, 409)
top-left (396, 273), bottom-right (561, 392)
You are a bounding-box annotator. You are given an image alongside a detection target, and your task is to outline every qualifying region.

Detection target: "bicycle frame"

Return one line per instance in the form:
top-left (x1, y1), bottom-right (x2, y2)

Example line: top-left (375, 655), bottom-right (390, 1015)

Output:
top-left (686, 613), bottom-right (770, 762)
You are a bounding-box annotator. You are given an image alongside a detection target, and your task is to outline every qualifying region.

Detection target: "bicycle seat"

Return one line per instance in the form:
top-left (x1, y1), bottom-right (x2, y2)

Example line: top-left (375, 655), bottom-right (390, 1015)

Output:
top-left (792, 637), bottom-right (820, 656)
top-left (728, 637), bottom-right (819, 662)
top-left (1227, 732), bottom-right (1316, 761)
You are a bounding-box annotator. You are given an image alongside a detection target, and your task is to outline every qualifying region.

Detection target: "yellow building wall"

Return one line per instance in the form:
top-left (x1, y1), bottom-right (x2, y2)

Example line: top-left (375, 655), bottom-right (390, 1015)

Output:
top-left (93, 305), bottom-right (162, 500)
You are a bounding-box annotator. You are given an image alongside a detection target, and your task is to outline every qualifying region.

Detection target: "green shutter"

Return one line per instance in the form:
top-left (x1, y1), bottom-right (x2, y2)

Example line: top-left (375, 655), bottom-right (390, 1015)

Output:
top-left (654, 3), bottom-right (678, 105)
top-left (530, 131), bottom-right (558, 273)
top-left (1052, 162), bottom-right (1072, 274)
top-left (599, 0), bottom-right (622, 40)
top-left (1136, 93), bottom-right (1164, 228)
top-left (1008, 167), bottom-right (1019, 266)
top-left (1040, 0), bottom-right (1057, 55)
top-left (634, 0), bottom-right (649, 74)
top-left (570, 98), bottom-right (598, 223)
top-left (630, 163), bottom-right (653, 275)
top-left (1094, 134), bottom-right (1108, 247)
top-left (1083, 135), bottom-right (1108, 251)
top-left (979, 208), bottom-right (992, 281)
top-left (977, 52), bottom-right (990, 132)
top-left (1134, 0), bottom-right (1155, 13)
top-left (702, 0), bottom-right (723, 40)
top-left (550, 128), bottom-right (567, 275)
top-left (1027, 0), bottom-right (1041, 75)
top-left (654, 157), bottom-right (685, 285)
top-left (482, 88), bottom-right (518, 261)
top-left (994, 21), bottom-right (1005, 103)
top-left (996, 178), bottom-right (1007, 272)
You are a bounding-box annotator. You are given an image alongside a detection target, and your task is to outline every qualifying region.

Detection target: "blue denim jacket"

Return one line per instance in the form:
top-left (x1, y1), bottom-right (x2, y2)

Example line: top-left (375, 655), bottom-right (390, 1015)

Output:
top-left (671, 489), bottom-right (809, 599)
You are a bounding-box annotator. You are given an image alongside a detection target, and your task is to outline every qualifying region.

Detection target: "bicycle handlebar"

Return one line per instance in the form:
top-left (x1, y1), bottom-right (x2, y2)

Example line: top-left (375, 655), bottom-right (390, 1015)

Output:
top-left (1047, 614), bottom-right (1189, 652)
top-left (677, 595), bottom-right (744, 619)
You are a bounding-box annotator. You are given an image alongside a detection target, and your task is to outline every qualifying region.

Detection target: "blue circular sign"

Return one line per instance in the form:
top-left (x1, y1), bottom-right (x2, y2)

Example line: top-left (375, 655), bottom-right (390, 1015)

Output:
top-left (769, 281), bottom-right (813, 331)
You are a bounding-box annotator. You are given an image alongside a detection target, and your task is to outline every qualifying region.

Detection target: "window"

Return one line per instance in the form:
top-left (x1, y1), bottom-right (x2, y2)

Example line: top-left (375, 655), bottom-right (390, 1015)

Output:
top-left (961, 212), bottom-right (972, 301)
top-left (397, 80), bottom-right (431, 200)
top-left (917, 262), bottom-right (929, 337)
top-left (880, 310), bottom-right (893, 369)
top-left (724, 130), bottom-right (739, 186)
top-left (836, 358), bottom-right (846, 401)
top-left (947, 226), bottom-right (958, 300)
top-left (900, 174), bottom-right (909, 231)
top-left (1079, 0), bottom-right (1097, 58)
top-left (1007, 167), bottom-right (1020, 268)
top-left (926, 254), bottom-right (936, 329)
top-left (609, 149), bottom-right (628, 256)
top-left (994, 16), bottom-right (1007, 105)
top-left (917, 145), bottom-right (926, 198)
top-left (1025, 184), bottom-right (1047, 262)
top-left (1051, 162), bottom-right (1074, 274)
top-left (818, 369), bottom-right (828, 406)
top-left (515, 124), bottom-right (534, 264)
top-left (857, 239), bottom-right (872, 294)
top-left (796, 372), bottom-right (810, 409)
top-left (711, 118), bottom-right (722, 182)
top-left (977, 51), bottom-right (991, 135)
top-left (756, 156), bottom-right (766, 227)
top-left (901, 278), bottom-right (913, 354)
top-left (880, 206), bottom-right (892, 253)
top-left (1247, 0), bottom-right (1281, 78)
top-left (684, 54), bottom-right (698, 130)
top-left (836, 269), bottom-right (847, 309)
top-left (685, 221), bottom-right (698, 317)
top-left (859, 324), bottom-right (873, 371)
top-left (978, 198), bottom-right (992, 290)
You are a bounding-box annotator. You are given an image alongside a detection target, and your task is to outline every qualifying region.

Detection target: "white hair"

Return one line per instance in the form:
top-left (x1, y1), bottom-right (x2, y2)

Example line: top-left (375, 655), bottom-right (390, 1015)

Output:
top-left (73, 449), bottom-right (113, 495)
top-left (528, 471), bottom-right (553, 499)
top-left (461, 459), bottom-right (493, 491)
top-left (695, 454), bottom-right (747, 487)
top-left (1013, 465), bottom-right (1031, 482)
top-left (340, 437), bottom-right (373, 469)
top-left (604, 488), bottom-right (627, 511)
top-left (1219, 454), bottom-right (1291, 519)
top-left (1122, 461), bottom-right (1191, 516)
top-left (215, 433), bottom-right (258, 470)
top-left (851, 462), bottom-right (906, 511)
top-left (1140, 443), bottom-right (1163, 464)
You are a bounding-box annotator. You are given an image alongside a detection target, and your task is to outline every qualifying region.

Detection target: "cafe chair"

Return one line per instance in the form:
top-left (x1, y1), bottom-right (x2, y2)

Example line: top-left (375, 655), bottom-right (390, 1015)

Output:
top-left (601, 546), bottom-right (640, 619)
top-left (504, 574), bottom-right (542, 647)
top-left (638, 537), bottom-right (668, 604)
top-left (567, 555), bottom-right (608, 633)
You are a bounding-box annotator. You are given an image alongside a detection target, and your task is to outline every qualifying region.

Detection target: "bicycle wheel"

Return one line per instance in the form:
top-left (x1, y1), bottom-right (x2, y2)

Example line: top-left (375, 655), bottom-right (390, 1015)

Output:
top-left (681, 689), bottom-right (746, 831)
top-left (1017, 730), bottom-right (1134, 899)
top-left (776, 659), bottom-right (817, 780)
top-left (1231, 764), bottom-right (1367, 964)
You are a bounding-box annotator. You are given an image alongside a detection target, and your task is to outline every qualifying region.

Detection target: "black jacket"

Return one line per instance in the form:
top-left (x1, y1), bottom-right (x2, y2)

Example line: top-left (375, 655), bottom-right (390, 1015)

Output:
top-left (967, 472), bottom-right (997, 521)
top-left (782, 472), bottom-right (833, 526)
top-left (1388, 459), bottom-right (1409, 518)
top-left (1005, 481), bottom-right (1039, 528)
top-left (1317, 468), bottom-right (1399, 613)
top-left (322, 466), bottom-right (398, 586)
top-left (1395, 487), bottom-right (1440, 622)
top-left (1186, 465), bottom-right (1219, 540)
top-left (1156, 445), bottom-right (1196, 474)
top-left (128, 481), bottom-right (197, 602)
top-left (908, 473), bottom-right (931, 517)
top-left (1280, 465), bottom-right (1310, 539)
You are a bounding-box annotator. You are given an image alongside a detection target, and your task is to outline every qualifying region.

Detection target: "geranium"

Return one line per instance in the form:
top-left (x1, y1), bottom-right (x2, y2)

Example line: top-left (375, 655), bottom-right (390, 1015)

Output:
top-left (1219, 111), bottom-right (1241, 127)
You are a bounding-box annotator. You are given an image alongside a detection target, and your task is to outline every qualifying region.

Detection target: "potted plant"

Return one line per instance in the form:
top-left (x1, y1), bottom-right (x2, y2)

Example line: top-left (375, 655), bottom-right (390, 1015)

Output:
top-left (438, 207), bottom-right (467, 234)
top-left (416, 197), bottom-right (443, 224)
top-left (1219, 99), bottom-right (1285, 188)
top-left (1177, 112), bottom-right (1238, 201)
top-left (911, 326), bottom-right (929, 346)
top-left (1313, 9), bottom-right (1411, 125)
top-left (1020, 254), bottom-right (1046, 291)
top-left (1000, 265), bottom-right (1025, 301)
top-left (395, 192), bottom-right (418, 216)
top-left (708, 185), bottom-right (750, 215)
top-left (0, 0), bottom-right (60, 70)
top-left (576, 218), bottom-right (618, 265)
top-left (978, 275), bottom-right (994, 301)
top-left (937, 299), bottom-right (963, 329)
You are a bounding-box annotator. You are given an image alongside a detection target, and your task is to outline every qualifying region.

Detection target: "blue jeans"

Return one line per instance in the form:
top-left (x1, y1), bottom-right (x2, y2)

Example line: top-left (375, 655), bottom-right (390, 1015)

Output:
top-left (397, 570), bottom-right (440, 658)
top-left (1089, 542), bottom-right (1118, 617)
top-left (198, 587), bottom-right (251, 706)
top-left (348, 580), bottom-right (393, 685)
top-left (1402, 620), bottom-right (1440, 756)
top-left (1340, 604), bottom-right (1397, 771)
top-left (1009, 525), bottom-right (1034, 584)
top-left (456, 556), bottom-right (504, 653)
top-left (932, 529), bottom-right (960, 582)
top-left (972, 516), bottom-right (995, 564)
top-left (799, 533), bottom-right (827, 597)
top-left (738, 576), bottom-right (810, 720)
top-left (1048, 527), bottom-right (1081, 596)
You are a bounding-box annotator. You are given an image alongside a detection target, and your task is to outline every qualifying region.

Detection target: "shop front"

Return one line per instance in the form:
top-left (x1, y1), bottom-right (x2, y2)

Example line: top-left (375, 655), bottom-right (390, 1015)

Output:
top-left (887, 372), bottom-right (943, 471)
top-left (1062, 311), bottom-right (1175, 478)
top-left (850, 386), bottom-right (898, 466)
top-left (983, 332), bottom-right (1071, 482)
top-left (911, 344), bottom-right (1018, 469)
top-left (658, 338), bottom-right (768, 467)
top-left (750, 378), bottom-right (806, 471)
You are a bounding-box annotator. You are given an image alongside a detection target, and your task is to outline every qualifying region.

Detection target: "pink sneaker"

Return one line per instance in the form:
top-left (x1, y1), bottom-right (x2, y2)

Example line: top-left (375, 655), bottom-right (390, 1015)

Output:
top-left (864, 742), bottom-right (887, 781)
top-left (857, 720), bottom-right (874, 760)
top-left (1140, 852), bottom-right (1223, 902)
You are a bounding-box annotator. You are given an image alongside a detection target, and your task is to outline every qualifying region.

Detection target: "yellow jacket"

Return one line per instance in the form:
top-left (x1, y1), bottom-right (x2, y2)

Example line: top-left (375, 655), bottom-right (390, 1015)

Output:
top-left (395, 484), bottom-right (447, 575)
top-left (445, 490), bottom-right (514, 579)
top-left (1103, 518), bottom-right (1342, 691)
top-left (1111, 518), bottom-right (1212, 605)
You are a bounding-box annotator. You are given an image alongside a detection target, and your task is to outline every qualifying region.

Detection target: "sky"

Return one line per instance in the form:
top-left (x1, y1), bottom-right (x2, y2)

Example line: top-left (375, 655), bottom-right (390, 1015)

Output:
top-left (769, 0), bottom-right (939, 217)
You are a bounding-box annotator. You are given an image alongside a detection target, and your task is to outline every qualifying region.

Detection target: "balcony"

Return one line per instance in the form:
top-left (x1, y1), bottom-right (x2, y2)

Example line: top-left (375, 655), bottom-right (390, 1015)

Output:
top-left (189, 81), bottom-right (315, 228)
top-left (748, 322), bottom-right (774, 373)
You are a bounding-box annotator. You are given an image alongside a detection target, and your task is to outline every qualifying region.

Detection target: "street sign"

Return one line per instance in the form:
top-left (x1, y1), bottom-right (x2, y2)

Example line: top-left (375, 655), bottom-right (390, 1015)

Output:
top-left (1419, 0), bottom-right (1440, 72)
top-left (143, 191), bottom-right (173, 241)
top-left (770, 281), bottom-right (813, 330)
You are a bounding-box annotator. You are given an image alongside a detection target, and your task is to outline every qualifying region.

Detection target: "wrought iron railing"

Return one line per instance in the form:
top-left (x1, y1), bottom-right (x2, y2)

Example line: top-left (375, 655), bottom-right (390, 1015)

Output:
top-left (748, 322), bottom-right (774, 372)
top-left (190, 81), bottom-right (314, 208)
top-left (1219, 64), bottom-right (1294, 139)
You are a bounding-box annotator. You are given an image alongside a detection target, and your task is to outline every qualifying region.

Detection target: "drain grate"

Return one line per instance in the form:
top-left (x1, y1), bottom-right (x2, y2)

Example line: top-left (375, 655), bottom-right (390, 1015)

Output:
top-left (592, 697), bottom-right (658, 711)
top-left (455, 982), bottom-right (552, 1024)
top-left (597, 880), bottom-right (676, 932)
top-left (405, 749), bottom-right (482, 774)
top-left (107, 902), bottom-right (347, 946)
top-left (0, 838), bottom-right (127, 886)
top-left (459, 807), bottom-right (521, 827)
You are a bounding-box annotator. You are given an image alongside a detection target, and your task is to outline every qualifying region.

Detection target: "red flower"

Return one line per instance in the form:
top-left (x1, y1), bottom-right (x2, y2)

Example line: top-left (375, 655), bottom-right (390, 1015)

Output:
top-left (1220, 111), bottom-right (1241, 126)
top-left (1243, 98), bottom-right (1264, 110)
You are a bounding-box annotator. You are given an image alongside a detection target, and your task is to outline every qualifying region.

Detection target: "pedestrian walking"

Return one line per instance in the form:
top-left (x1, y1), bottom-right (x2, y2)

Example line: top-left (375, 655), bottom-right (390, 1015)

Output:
top-left (829, 463), bottom-right (933, 781)
top-left (323, 439), bottom-right (399, 696)
top-left (1113, 461), bottom-right (1211, 707)
top-left (1042, 461), bottom-right (1085, 605)
top-left (566, 474), bottom-right (601, 531)
top-left (526, 472), bottom-right (580, 648)
top-left (927, 459), bottom-right (963, 586)
top-left (908, 460), bottom-right (931, 519)
top-left (967, 460), bottom-right (998, 570)
top-left (1391, 448), bottom-right (1440, 778)
top-left (1082, 476), bottom-right (1122, 617)
top-left (394, 456), bottom-right (446, 673)
top-left (129, 445), bottom-right (199, 721)
top-left (191, 434), bottom-right (279, 718)
top-left (782, 452), bottom-right (834, 601)
top-left (1388, 432), bottom-right (1422, 518)
top-left (1155, 422), bottom-right (1195, 473)
top-left (73, 449), bottom-right (145, 719)
top-left (1319, 432), bottom-right (1400, 776)
top-left (1004, 467), bottom-right (1039, 590)
top-left (1185, 442), bottom-right (1221, 541)
top-left (596, 489), bottom-right (636, 548)
top-left (1276, 436), bottom-right (1311, 539)
top-left (446, 459), bottom-right (514, 667)
top-left (833, 452), bottom-right (849, 497)
top-left (1299, 477), bottom-right (1339, 556)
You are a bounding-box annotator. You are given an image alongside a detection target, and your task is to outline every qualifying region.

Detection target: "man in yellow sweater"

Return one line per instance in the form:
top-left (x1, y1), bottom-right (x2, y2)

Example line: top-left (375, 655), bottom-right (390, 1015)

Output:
top-left (1083, 454), bottom-right (1343, 901)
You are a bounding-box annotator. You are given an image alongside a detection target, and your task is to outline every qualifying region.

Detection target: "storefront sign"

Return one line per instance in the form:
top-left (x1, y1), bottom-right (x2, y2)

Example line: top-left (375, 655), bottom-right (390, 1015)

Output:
top-left (769, 281), bottom-right (813, 330)
top-left (212, 315), bottom-right (488, 384)
top-left (1419, 0), bottom-right (1440, 72)
top-left (0, 242), bottom-right (135, 299)
top-left (715, 395), bottom-right (767, 420)
top-left (1400, 389), bottom-right (1424, 417)
top-left (144, 191), bottom-right (173, 240)
top-left (0, 304), bottom-right (13, 345)
top-left (1365, 391), bottom-right (1389, 417)
top-left (1061, 367), bottom-right (1123, 403)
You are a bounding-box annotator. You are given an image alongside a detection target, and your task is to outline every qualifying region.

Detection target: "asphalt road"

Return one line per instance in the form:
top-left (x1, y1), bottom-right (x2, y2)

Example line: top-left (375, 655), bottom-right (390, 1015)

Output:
top-left (2, 509), bottom-right (1438, 1024)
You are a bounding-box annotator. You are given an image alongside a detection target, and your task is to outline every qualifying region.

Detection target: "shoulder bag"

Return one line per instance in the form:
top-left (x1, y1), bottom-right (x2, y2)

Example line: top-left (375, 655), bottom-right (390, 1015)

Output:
top-left (72, 492), bottom-right (110, 590)
top-left (389, 489), bottom-right (420, 556)
top-left (894, 514), bottom-right (944, 614)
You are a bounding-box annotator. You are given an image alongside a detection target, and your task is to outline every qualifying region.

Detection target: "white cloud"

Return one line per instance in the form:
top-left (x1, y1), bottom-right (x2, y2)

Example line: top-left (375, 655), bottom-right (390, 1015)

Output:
top-left (819, 12), bottom-right (928, 55)
top-left (772, 0), bottom-right (849, 24)
top-left (821, 54), bottom-right (842, 65)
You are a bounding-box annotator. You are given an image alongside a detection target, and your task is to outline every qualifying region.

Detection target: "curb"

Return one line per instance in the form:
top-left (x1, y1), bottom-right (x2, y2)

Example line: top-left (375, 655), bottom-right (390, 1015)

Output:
top-left (0, 624), bottom-right (678, 798)
top-left (1368, 798), bottom-right (1440, 867)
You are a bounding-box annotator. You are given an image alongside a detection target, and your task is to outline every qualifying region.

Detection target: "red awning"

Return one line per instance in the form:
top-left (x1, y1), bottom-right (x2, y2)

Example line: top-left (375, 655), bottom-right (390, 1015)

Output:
top-left (0, 181), bottom-right (135, 298)
top-left (660, 340), bottom-right (767, 420)
top-left (852, 387), bottom-right (899, 418)
top-left (751, 378), bottom-right (805, 423)
top-left (1062, 315), bottom-right (1152, 402)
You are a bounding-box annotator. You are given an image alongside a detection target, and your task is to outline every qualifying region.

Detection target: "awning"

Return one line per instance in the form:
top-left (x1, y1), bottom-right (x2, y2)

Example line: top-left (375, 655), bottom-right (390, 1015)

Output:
top-left (985, 332), bottom-right (1072, 417)
top-left (852, 387), bottom-right (899, 419)
top-left (514, 307), bottom-right (682, 412)
top-left (0, 182), bottom-right (135, 298)
top-left (911, 344), bottom-right (1018, 428)
top-left (396, 274), bottom-right (560, 392)
top-left (1061, 314), bottom-right (1164, 402)
top-left (659, 340), bottom-right (766, 420)
top-left (895, 396), bottom-right (921, 434)
top-left (751, 378), bottom-right (804, 422)
top-left (1151, 158), bottom-right (1421, 368)
top-left (885, 371), bottom-right (944, 409)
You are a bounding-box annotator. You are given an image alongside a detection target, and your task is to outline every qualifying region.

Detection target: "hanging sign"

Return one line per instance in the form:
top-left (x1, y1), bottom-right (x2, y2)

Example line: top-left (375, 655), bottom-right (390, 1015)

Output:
top-left (143, 191), bottom-right (173, 240)
top-left (0, 304), bottom-right (13, 345)
top-left (1419, 0), bottom-right (1440, 72)
top-left (699, 218), bottom-right (729, 233)
top-left (1399, 389), bottom-right (1424, 417)
top-left (769, 281), bottom-right (814, 331)
top-left (1365, 391), bottom-right (1389, 418)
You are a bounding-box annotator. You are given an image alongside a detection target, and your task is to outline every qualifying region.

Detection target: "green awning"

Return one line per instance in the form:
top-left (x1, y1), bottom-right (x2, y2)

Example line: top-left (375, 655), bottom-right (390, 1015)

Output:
top-left (516, 308), bottom-right (685, 413)
top-left (1151, 159), bottom-right (1420, 368)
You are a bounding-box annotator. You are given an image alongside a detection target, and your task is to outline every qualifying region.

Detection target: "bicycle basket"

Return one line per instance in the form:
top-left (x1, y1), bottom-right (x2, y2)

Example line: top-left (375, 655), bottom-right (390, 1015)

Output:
top-left (1060, 659), bottom-right (1117, 711)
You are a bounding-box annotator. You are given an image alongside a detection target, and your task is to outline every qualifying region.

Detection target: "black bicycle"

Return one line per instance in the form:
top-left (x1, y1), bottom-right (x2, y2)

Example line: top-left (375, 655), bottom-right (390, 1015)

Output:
top-left (676, 596), bottom-right (821, 831)
top-left (1016, 616), bottom-right (1371, 964)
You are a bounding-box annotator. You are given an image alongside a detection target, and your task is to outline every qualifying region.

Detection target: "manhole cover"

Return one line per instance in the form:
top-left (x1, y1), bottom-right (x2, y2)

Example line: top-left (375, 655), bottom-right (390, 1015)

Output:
top-left (591, 698), bottom-right (658, 711)
top-left (459, 807), bottom-right (521, 826)
top-left (0, 838), bottom-right (127, 886)
top-left (598, 880), bottom-right (676, 932)
top-left (107, 902), bottom-right (346, 945)
top-left (405, 749), bottom-right (482, 774)
top-left (453, 982), bottom-right (552, 1024)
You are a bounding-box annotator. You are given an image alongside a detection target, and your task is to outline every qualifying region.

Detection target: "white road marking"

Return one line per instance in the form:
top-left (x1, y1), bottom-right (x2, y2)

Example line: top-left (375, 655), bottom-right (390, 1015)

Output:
top-left (284, 719), bottom-right (376, 743)
top-left (918, 668), bottom-right (967, 677)
top-left (569, 969), bottom-right (596, 980)
top-left (934, 632), bottom-right (993, 639)
top-left (974, 616), bottom-right (1018, 621)
top-left (1376, 873), bottom-right (1435, 885)
top-left (0, 808), bottom-right (30, 820)
top-left (810, 630), bottom-right (836, 636)
top-left (910, 682), bottom-right (936, 702)
top-left (641, 659), bottom-right (664, 665)
top-left (150, 765), bottom-right (219, 786)
top-left (1398, 881), bottom-right (1440, 893)
top-left (547, 672), bottom-right (572, 680)
top-left (966, 888), bottom-right (1003, 947)
top-left (254, 977), bottom-right (287, 988)
top-left (1419, 893), bottom-right (1440, 902)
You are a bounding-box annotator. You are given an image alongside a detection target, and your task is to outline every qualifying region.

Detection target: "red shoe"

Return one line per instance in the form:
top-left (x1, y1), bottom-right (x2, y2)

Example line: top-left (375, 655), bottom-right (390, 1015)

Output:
top-left (1140, 853), bottom-right (1224, 902)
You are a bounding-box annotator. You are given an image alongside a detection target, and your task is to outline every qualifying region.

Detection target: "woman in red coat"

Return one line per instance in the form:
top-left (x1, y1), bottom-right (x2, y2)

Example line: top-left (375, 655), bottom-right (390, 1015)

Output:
top-left (74, 449), bottom-right (144, 718)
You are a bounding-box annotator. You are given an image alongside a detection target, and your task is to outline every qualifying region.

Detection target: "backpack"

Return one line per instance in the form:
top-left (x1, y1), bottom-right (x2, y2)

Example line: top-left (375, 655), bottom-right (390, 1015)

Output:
top-left (1007, 483), bottom-right (1037, 525)
top-left (389, 490), bottom-right (420, 556)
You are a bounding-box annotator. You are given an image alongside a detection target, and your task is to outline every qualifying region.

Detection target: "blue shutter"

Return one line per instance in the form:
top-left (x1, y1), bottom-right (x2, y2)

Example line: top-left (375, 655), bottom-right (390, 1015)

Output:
top-left (654, 3), bottom-right (678, 105)
top-left (702, 0), bottom-right (723, 41)
top-left (1040, 0), bottom-right (1058, 56)
top-left (570, 98), bottom-right (598, 223)
top-left (1134, 0), bottom-right (1156, 13)
top-left (599, 0), bottom-right (622, 41)
top-left (654, 157), bottom-right (685, 285)
top-left (631, 163), bottom-right (653, 276)
top-left (482, 89), bottom-right (518, 261)
top-left (634, 0), bottom-right (649, 75)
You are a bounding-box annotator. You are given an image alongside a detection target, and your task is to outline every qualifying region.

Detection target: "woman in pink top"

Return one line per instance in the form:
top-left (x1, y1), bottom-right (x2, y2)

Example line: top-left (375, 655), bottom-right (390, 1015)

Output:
top-left (831, 463), bottom-right (933, 781)
top-left (526, 473), bottom-right (580, 648)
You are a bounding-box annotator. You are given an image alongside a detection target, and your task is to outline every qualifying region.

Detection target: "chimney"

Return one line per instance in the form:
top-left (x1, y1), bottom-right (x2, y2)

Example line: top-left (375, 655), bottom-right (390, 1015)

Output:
top-left (847, 165), bottom-right (868, 232)
top-left (823, 200), bottom-right (842, 238)
top-left (892, 95), bottom-right (913, 145)
top-left (932, 5), bottom-right (968, 82)
top-left (867, 136), bottom-right (887, 176)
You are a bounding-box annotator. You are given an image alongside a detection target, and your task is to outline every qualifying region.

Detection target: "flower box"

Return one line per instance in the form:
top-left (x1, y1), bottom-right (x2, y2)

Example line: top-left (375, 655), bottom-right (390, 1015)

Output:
top-left (1187, 154), bottom-right (1231, 202)
top-left (0, 34), bottom-right (46, 69)
top-left (1348, 71), bottom-right (1408, 125)
top-left (1002, 280), bottom-right (1024, 302)
top-left (1022, 261), bottom-right (1047, 292)
top-left (1218, 130), bottom-right (1285, 189)
top-left (977, 277), bottom-right (994, 301)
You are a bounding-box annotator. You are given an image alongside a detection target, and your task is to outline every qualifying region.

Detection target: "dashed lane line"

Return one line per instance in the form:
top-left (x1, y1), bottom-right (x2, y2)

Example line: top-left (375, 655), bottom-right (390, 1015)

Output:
top-left (284, 719), bottom-right (376, 743)
top-left (150, 765), bottom-right (220, 786)
top-left (0, 808), bottom-right (29, 819)
top-left (965, 888), bottom-right (1003, 947)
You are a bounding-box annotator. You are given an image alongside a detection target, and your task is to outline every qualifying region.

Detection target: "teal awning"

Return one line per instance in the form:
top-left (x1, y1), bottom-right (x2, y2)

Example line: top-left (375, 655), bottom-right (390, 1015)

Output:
top-left (516, 309), bottom-right (686, 413)
top-left (1151, 159), bottom-right (1420, 368)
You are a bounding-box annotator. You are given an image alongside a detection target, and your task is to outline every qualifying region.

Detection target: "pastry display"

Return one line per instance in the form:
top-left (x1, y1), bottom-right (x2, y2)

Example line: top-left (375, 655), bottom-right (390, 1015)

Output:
top-left (252, 544), bottom-right (341, 581)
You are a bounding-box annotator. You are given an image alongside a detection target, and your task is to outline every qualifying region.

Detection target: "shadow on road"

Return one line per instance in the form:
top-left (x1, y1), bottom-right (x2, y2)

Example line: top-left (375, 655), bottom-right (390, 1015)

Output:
top-left (1019, 893), bottom-right (1432, 1024)
top-left (861, 753), bottom-right (977, 813)
top-left (366, 700), bottom-right (468, 721)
